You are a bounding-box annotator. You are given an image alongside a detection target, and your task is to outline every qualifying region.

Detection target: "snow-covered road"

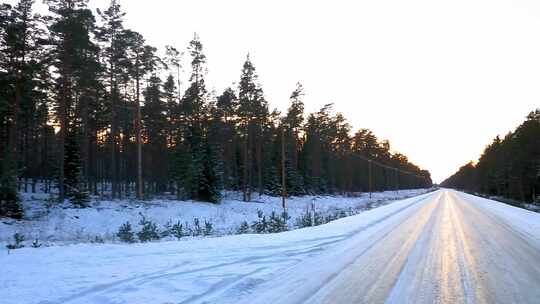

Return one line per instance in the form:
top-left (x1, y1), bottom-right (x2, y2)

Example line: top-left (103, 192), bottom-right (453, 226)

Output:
top-left (298, 190), bottom-right (540, 304)
top-left (2, 190), bottom-right (540, 304)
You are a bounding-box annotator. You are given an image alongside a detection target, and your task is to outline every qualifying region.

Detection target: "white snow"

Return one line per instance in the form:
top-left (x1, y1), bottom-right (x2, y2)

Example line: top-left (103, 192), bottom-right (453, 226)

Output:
top-left (454, 191), bottom-right (540, 247)
top-left (0, 190), bottom-right (434, 304)
top-left (2, 189), bottom-right (537, 304)
top-left (0, 189), bottom-right (428, 246)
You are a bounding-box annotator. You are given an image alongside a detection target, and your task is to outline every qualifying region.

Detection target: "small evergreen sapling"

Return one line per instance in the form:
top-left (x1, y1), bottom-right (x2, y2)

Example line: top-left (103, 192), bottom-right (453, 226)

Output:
top-left (268, 211), bottom-right (288, 233)
top-left (171, 221), bottom-right (185, 239)
top-left (192, 218), bottom-right (203, 236)
top-left (161, 220), bottom-right (173, 238)
top-left (203, 220), bottom-right (213, 236)
top-left (137, 214), bottom-right (160, 242)
top-left (296, 208), bottom-right (312, 228)
top-left (314, 211), bottom-right (325, 226)
top-left (236, 221), bottom-right (250, 234)
top-left (282, 210), bottom-right (290, 224)
top-left (117, 222), bottom-right (135, 243)
top-left (6, 233), bottom-right (25, 250)
top-left (251, 210), bottom-right (268, 233)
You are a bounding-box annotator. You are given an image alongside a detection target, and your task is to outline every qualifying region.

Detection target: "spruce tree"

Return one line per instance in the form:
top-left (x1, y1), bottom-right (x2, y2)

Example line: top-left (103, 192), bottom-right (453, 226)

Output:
top-left (284, 83), bottom-right (306, 195)
top-left (172, 33), bottom-right (222, 202)
top-left (237, 55), bottom-right (269, 200)
top-left (142, 75), bottom-right (168, 194)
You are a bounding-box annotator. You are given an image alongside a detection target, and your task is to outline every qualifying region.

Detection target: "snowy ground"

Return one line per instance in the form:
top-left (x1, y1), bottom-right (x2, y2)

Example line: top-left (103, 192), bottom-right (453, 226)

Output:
top-left (1, 191), bottom-right (434, 304)
top-left (0, 189), bottom-right (428, 247)
top-left (2, 189), bottom-right (540, 304)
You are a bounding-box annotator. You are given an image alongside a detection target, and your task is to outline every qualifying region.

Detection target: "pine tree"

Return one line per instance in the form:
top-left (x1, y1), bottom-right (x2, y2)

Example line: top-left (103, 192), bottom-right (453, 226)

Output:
top-left (443, 109), bottom-right (539, 204)
top-left (164, 45), bottom-right (183, 100)
top-left (45, 0), bottom-right (97, 202)
top-left (123, 29), bottom-right (160, 199)
top-left (163, 74), bottom-right (177, 150)
top-left (0, 0), bottom-right (46, 217)
top-left (97, 0), bottom-right (126, 199)
top-left (0, 8), bottom-right (436, 205)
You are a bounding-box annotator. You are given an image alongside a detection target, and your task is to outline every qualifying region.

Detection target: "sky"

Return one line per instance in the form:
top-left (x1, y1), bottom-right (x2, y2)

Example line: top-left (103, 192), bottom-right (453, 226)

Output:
top-left (11, 0), bottom-right (540, 182)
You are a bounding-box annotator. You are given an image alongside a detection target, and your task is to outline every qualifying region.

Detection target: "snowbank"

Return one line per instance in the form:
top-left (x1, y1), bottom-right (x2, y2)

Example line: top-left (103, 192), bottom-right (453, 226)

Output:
top-left (0, 189), bottom-right (430, 246)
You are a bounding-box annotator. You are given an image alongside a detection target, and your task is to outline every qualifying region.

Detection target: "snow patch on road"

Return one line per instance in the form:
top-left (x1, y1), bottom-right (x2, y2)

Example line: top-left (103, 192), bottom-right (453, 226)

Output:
top-left (453, 191), bottom-right (540, 246)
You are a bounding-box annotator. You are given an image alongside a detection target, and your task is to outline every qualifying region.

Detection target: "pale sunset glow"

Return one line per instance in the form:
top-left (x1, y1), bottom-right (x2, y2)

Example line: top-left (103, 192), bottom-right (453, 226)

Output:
top-left (117, 0), bottom-right (540, 183)
top-left (12, 0), bottom-right (540, 182)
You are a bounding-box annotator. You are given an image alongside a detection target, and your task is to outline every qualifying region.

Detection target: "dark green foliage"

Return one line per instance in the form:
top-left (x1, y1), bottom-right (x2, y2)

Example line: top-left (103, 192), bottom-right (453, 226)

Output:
top-left (296, 208), bottom-right (324, 228)
top-left (64, 131), bottom-right (81, 192)
top-left (6, 233), bottom-right (25, 250)
top-left (203, 219), bottom-right (213, 236)
top-left (63, 133), bottom-right (89, 207)
top-left (442, 109), bottom-right (540, 205)
top-left (324, 210), bottom-right (349, 223)
top-left (70, 189), bottom-right (90, 208)
top-left (160, 220), bottom-right (172, 238)
top-left (117, 221), bottom-right (135, 243)
top-left (171, 143), bottom-right (196, 199)
top-left (267, 211), bottom-right (289, 233)
top-left (0, 181), bottom-right (23, 219)
top-left (296, 209), bottom-right (312, 228)
top-left (314, 212), bottom-right (325, 226)
top-left (249, 210), bottom-right (289, 233)
top-left (1, 2), bottom-right (431, 205)
top-left (198, 139), bottom-right (223, 203)
top-left (142, 75), bottom-right (169, 195)
top-left (171, 221), bottom-right (185, 239)
top-left (251, 210), bottom-right (268, 233)
top-left (192, 217), bottom-right (203, 236)
top-left (45, 0), bottom-right (101, 202)
top-left (236, 221), bottom-right (250, 234)
top-left (137, 214), bottom-right (160, 242)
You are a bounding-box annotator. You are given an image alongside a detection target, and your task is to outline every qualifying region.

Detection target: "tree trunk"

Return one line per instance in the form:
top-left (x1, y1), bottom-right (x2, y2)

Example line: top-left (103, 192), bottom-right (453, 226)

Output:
top-left (281, 126), bottom-right (286, 209)
top-left (58, 79), bottom-right (67, 203)
top-left (257, 127), bottom-right (263, 197)
top-left (243, 128), bottom-right (249, 202)
top-left (110, 72), bottom-right (118, 199)
top-left (8, 72), bottom-right (21, 191)
top-left (135, 66), bottom-right (143, 200)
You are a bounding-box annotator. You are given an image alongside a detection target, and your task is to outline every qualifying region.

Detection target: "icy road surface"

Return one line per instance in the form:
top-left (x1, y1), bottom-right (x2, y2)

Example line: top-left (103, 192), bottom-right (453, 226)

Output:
top-left (2, 190), bottom-right (540, 304)
top-left (249, 190), bottom-right (540, 304)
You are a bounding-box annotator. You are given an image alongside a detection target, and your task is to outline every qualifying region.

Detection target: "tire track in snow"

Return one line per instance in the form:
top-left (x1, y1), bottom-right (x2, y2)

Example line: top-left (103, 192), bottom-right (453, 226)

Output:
top-left (234, 192), bottom-right (440, 304)
top-left (38, 192), bottom-right (439, 304)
